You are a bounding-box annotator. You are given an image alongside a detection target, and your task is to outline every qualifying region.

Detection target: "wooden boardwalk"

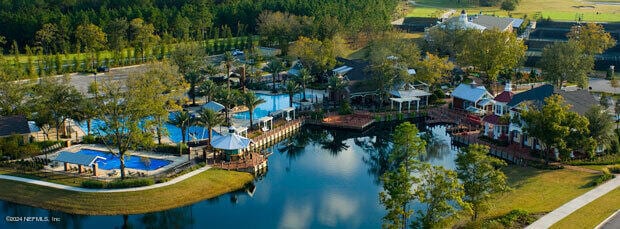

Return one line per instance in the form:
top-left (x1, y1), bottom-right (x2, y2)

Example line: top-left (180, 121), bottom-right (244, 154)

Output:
top-left (212, 152), bottom-right (268, 173)
top-left (451, 133), bottom-right (537, 166)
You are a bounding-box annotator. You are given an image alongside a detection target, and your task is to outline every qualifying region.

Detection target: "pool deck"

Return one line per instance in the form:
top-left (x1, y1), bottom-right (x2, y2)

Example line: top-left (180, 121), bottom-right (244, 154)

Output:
top-left (44, 145), bottom-right (188, 179)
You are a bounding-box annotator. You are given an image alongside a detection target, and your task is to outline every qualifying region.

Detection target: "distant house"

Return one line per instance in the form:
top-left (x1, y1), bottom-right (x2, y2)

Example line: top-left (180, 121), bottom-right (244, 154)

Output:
top-left (482, 83), bottom-right (515, 140)
top-left (451, 83), bottom-right (494, 115)
top-left (437, 10), bottom-right (515, 32)
top-left (507, 85), bottom-right (598, 150)
top-left (0, 115), bottom-right (32, 142)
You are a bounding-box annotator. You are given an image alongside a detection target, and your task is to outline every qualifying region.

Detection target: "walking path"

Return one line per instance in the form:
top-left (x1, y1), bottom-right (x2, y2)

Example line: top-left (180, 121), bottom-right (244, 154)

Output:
top-left (526, 175), bottom-right (620, 229)
top-left (0, 166), bottom-right (211, 193)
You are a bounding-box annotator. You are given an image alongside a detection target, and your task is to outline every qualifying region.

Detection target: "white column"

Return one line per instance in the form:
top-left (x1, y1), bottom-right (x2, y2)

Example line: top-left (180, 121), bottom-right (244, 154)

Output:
top-left (417, 100), bottom-right (420, 112)
top-left (407, 101), bottom-right (411, 110)
top-left (399, 102), bottom-right (402, 113)
top-left (391, 99), bottom-right (394, 110)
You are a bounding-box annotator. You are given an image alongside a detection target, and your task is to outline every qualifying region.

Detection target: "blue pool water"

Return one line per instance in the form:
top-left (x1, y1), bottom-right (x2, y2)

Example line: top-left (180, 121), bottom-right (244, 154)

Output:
top-left (79, 113), bottom-right (222, 143)
top-left (233, 92), bottom-right (322, 120)
top-left (77, 148), bottom-right (172, 171)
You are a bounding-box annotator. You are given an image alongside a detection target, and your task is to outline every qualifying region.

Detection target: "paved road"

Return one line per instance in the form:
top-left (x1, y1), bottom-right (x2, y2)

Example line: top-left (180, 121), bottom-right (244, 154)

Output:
top-left (526, 175), bottom-right (620, 229)
top-left (597, 210), bottom-right (620, 229)
top-left (0, 166), bottom-right (210, 193)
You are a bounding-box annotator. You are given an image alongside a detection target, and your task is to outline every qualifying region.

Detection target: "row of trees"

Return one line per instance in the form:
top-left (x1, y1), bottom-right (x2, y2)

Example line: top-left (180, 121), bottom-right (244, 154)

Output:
top-left (379, 122), bottom-right (508, 228)
top-left (0, 0), bottom-right (399, 54)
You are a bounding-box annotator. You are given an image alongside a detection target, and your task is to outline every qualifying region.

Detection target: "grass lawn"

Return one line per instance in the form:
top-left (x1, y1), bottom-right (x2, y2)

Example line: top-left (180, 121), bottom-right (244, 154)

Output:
top-left (551, 187), bottom-right (620, 228)
top-left (485, 165), bottom-right (598, 218)
top-left (407, 0), bottom-right (620, 22)
top-left (0, 169), bottom-right (91, 187)
top-left (0, 169), bottom-right (253, 215)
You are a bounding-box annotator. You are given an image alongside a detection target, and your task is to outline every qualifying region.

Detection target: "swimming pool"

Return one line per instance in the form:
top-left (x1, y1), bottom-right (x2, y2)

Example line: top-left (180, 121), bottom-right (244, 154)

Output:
top-left (77, 148), bottom-right (172, 171)
top-left (79, 113), bottom-right (222, 143)
top-left (233, 92), bottom-right (321, 120)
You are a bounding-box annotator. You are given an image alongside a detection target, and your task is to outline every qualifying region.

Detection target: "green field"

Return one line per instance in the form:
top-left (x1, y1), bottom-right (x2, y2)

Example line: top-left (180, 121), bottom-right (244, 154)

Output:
top-left (0, 169), bottom-right (253, 215)
top-left (486, 166), bottom-right (598, 218)
top-left (551, 187), bottom-right (620, 228)
top-left (407, 0), bottom-right (620, 22)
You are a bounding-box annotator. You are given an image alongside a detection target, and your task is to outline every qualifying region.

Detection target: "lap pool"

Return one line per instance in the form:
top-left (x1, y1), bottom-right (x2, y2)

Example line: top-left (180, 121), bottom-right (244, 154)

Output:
top-left (77, 148), bottom-right (172, 171)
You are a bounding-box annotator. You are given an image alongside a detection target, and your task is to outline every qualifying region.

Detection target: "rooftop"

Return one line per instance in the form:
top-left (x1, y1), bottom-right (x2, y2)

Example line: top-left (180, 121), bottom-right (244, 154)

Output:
top-left (0, 115), bottom-right (31, 137)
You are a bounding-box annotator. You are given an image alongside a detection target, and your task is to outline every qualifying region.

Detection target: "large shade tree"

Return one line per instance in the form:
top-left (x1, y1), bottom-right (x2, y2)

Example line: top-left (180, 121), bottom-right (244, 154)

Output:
top-left (98, 75), bottom-right (161, 179)
top-left (567, 22), bottom-right (616, 55)
top-left (538, 41), bottom-right (593, 89)
top-left (457, 29), bottom-right (526, 83)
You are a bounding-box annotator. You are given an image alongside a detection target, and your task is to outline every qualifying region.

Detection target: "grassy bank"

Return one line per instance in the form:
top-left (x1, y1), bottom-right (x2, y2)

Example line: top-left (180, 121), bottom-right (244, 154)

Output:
top-left (408, 0), bottom-right (620, 22)
top-left (551, 187), bottom-right (620, 228)
top-left (486, 166), bottom-right (597, 218)
top-left (0, 169), bottom-right (253, 215)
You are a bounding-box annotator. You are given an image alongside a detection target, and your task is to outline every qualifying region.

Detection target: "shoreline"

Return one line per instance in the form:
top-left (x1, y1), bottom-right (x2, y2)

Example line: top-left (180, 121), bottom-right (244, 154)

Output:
top-left (0, 169), bottom-right (254, 215)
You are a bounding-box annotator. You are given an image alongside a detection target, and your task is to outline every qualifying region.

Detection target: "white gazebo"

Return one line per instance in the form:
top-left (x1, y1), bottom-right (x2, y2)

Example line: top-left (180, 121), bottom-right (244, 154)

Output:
top-left (210, 127), bottom-right (253, 161)
top-left (390, 97), bottom-right (421, 113)
top-left (258, 116), bottom-right (273, 132)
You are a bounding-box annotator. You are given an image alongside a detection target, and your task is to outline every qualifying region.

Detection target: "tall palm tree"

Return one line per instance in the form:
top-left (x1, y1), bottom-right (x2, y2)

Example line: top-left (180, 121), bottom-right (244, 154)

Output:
top-left (284, 81), bottom-right (300, 107)
top-left (296, 68), bottom-right (314, 102)
top-left (196, 109), bottom-right (225, 159)
top-left (265, 59), bottom-right (284, 93)
top-left (222, 51), bottom-right (236, 89)
top-left (168, 111), bottom-right (192, 144)
top-left (242, 91), bottom-right (266, 130)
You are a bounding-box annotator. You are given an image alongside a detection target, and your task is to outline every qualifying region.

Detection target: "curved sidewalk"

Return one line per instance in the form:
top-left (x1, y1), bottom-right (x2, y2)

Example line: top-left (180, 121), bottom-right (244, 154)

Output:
top-left (0, 166), bottom-right (211, 193)
top-left (526, 175), bottom-right (620, 229)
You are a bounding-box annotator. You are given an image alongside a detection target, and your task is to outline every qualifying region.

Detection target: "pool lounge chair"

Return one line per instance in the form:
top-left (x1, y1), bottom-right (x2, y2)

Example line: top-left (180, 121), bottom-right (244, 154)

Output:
top-left (285, 116), bottom-right (292, 121)
top-left (261, 126), bottom-right (270, 132)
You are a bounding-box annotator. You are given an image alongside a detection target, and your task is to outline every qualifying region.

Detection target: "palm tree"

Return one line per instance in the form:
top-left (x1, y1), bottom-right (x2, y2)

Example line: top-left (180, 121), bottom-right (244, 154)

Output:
top-left (215, 88), bottom-right (242, 126)
top-left (284, 81), bottom-right (300, 107)
top-left (168, 111), bottom-right (192, 145)
top-left (197, 80), bottom-right (218, 102)
top-left (222, 51), bottom-right (236, 89)
top-left (242, 91), bottom-right (266, 130)
top-left (296, 68), bottom-right (314, 102)
top-left (328, 75), bottom-right (347, 103)
top-left (196, 109), bottom-right (225, 159)
top-left (184, 69), bottom-right (205, 106)
top-left (265, 59), bottom-right (284, 93)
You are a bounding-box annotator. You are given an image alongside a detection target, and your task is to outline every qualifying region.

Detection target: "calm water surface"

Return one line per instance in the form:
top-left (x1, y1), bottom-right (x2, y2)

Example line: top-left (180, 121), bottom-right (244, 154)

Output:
top-left (0, 124), bottom-right (457, 229)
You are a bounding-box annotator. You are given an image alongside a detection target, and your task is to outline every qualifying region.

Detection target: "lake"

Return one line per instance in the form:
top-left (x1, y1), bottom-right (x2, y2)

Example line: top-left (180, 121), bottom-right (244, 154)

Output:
top-left (0, 124), bottom-right (458, 229)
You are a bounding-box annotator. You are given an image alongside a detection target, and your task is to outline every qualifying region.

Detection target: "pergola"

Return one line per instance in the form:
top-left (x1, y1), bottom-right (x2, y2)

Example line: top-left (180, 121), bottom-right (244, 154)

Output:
top-left (390, 97), bottom-right (421, 112)
top-left (54, 151), bottom-right (105, 176)
top-left (273, 107), bottom-right (295, 121)
top-left (258, 116), bottom-right (273, 132)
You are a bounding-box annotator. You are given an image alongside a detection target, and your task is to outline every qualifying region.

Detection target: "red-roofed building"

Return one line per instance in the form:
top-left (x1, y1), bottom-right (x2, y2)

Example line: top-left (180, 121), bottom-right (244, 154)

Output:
top-left (482, 83), bottom-right (514, 140)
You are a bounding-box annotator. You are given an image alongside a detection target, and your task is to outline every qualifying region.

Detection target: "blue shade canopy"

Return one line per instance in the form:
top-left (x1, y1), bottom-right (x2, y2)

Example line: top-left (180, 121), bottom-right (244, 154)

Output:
top-left (54, 151), bottom-right (106, 166)
top-left (210, 129), bottom-right (253, 150)
top-left (202, 101), bottom-right (225, 112)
